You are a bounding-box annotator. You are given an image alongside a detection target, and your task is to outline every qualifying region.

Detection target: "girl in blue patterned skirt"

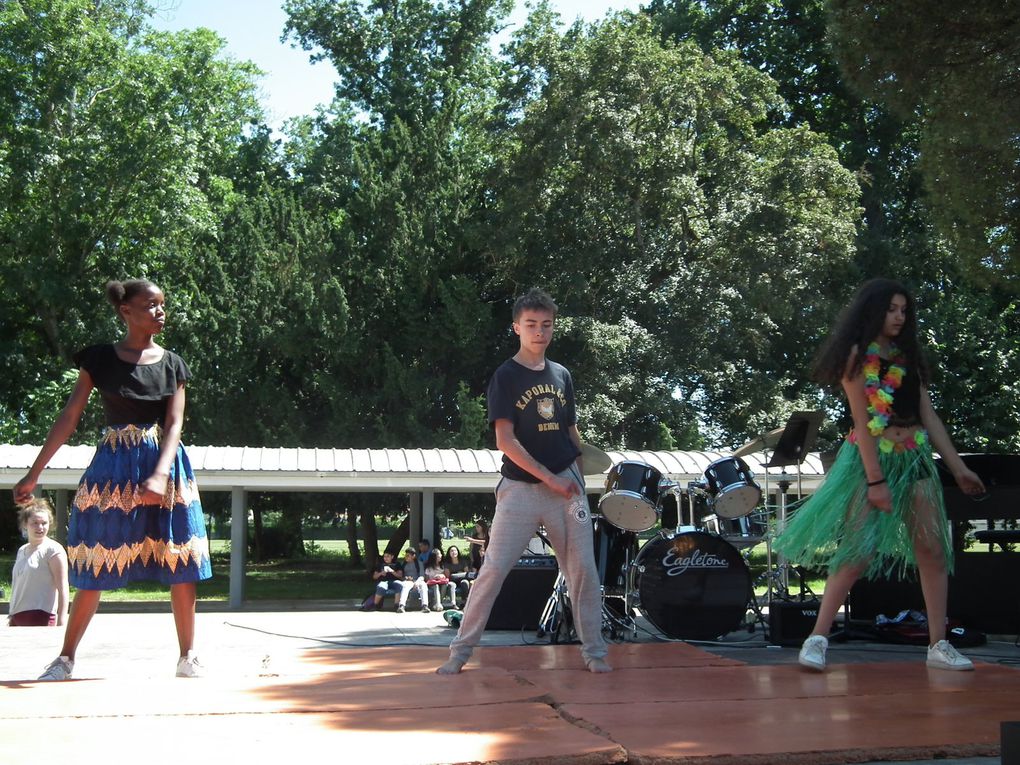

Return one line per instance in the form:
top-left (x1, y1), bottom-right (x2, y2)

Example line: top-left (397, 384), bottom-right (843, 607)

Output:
top-left (13, 279), bottom-right (211, 680)
top-left (774, 279), bottom-right (985, 673)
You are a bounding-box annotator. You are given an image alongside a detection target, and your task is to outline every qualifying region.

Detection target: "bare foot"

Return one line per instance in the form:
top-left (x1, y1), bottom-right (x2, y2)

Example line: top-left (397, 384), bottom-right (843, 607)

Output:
top-left (436, 658), bottom-right (466, 675)
top-left (586, 658), bottom-right (612, 673)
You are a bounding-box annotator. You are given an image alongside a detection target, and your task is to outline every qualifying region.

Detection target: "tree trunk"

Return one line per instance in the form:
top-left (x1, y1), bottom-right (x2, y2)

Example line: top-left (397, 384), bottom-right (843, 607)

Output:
top-left (386, 514), bottom-right (410, 559)
top-left (252, 506), bottom-right (264, 562)
top-left (360, 504), bottom-right (379, 572)
top-left (346, 506), bottom-right (362, 568)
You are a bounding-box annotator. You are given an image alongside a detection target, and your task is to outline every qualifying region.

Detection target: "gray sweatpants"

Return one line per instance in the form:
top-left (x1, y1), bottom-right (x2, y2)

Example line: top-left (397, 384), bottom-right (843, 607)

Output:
top-left (447, 466), bottom-right (608, 664)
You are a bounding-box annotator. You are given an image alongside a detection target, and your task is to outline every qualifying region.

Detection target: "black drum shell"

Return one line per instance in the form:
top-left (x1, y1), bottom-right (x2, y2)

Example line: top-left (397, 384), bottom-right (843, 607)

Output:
top-left (704, 456), bottom-right (761, 519)
top-left (598, 460), bottom-right (663, 532)
top-left (593, 522), bottom-right (638, 593)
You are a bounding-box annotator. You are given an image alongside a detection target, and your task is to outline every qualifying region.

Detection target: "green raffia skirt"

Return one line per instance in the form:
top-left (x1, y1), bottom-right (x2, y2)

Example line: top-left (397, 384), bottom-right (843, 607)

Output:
top-left (773, 431), bottom-right (953, 580)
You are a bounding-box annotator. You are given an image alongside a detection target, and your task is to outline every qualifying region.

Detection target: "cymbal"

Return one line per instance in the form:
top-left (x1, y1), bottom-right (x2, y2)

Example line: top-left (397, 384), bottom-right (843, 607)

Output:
top-left (580, 442), bottom-right (613, 475)
top-left (732, 427), bottom-right (786, 458)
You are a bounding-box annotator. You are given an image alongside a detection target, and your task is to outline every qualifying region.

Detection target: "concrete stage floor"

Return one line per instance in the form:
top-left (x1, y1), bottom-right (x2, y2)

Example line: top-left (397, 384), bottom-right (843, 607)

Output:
top-left (1, 604), bottom-right (1017, 765)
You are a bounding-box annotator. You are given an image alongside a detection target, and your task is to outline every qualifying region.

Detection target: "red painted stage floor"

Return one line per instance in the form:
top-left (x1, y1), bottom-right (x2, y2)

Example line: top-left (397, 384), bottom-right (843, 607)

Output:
top-left (0, 610), bottom-right (1016, 765)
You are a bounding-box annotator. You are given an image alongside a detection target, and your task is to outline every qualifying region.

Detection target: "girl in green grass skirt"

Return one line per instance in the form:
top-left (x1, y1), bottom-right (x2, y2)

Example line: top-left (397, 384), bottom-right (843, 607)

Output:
top-left (775, 278), bottom-right (985, 672)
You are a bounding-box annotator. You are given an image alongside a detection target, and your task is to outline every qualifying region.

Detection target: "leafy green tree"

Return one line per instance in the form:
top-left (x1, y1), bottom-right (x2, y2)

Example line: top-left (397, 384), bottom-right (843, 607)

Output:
top-left (282, 0), bottom-right (511, 447)
top-left (489, 11), bottom-right (860, 446)
top-left (0, 0), bottom-right (261, 440)
top-left (647, 0), bottom-right (1020, 450)
top-left (826, 0), bottom-right (1020, 283)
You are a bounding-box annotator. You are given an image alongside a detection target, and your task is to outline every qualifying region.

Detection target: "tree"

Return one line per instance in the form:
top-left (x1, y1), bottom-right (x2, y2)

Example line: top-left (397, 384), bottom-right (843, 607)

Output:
top-left (488, 11), bottom-right (861, 446)
top-left (0, 0), bottom-right (262, 440)
top-left (646, 0), bottom-right (1020, 450)
top-left (826, 0), bottom-right (1020, 283)
top-left (282, 0), bottom-right (512, 447)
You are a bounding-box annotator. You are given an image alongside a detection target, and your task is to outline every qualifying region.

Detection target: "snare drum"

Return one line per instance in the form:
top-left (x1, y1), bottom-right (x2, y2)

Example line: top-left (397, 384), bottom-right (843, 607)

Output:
top-left (701, 508), bottom-right (769, 550)
top-left (598, 461), bottom-right (664, 532)
top-left (635, 532), bottom-right (751, 640)
top-left (704, 456), bottom-right (761, 519)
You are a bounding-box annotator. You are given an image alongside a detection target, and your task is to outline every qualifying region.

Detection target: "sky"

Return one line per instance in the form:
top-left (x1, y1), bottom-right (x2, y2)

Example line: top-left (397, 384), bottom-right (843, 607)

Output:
top-left (150, 0), bottom-right (643, 133)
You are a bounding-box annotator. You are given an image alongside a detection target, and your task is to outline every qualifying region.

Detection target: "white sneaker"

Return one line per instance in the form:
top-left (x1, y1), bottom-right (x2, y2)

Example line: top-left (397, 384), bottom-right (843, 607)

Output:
top-left (927, 639), bottom-right (974, 671)
top-left (38, 656), bottom-right (74, 681)
top-left (798, 635), bottom-right (828, 671)
top-left (176, 651), bottom-right (205, 678)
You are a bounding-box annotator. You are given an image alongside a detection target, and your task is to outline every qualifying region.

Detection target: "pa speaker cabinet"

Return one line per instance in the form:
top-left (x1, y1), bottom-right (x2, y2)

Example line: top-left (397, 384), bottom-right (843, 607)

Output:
top-left (485, 557), bottom-right (558, 631)
top-left (769, 599), bottom-right (822, 646)
top-left (850, 553), bottom-right (1020, 635)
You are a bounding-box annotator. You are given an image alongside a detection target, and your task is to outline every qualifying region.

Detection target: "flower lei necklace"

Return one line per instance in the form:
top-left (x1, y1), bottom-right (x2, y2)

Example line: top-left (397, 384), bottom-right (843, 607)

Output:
top-left (860, 341), bottom-right (926, 453)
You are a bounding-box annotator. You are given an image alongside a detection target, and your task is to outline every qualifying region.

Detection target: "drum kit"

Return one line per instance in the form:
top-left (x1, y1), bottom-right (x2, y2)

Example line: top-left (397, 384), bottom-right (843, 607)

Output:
top-left (538, 413), bottom-right (823, 644)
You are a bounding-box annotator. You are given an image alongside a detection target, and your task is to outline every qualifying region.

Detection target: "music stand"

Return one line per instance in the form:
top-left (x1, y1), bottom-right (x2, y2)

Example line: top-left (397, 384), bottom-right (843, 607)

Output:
top-left (766, 410), bottom-right (824, 495)
top-left (765, 411), bottom-right (823, 600)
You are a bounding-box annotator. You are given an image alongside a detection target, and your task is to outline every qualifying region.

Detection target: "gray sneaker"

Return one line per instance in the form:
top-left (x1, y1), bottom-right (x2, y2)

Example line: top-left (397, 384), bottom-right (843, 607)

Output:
top-left (38, 656), bottom-right (74, 681)
top-left (798, 635), bottom-right (828, 671)
top-left (926, 639), bottom-right (974, 671)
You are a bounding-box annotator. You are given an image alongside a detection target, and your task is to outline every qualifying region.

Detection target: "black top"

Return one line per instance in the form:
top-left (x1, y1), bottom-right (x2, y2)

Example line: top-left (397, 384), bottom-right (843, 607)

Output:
top-left (375, 561), bottom-right (403, 582)
top-left (487, 357), bottom-right (581, 482)
top-left (880, 358), bottom-right (921, 426)
top-left (73, 344), bottom-right (191, 427)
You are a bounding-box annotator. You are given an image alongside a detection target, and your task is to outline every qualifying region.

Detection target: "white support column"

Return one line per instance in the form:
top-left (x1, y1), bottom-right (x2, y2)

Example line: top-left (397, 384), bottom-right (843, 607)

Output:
top-left (54, 489), bottom-right (69, 545)
top-left (408, 492), bottom-right (422, 543)
top-left (422, 489), bottom-right (435, 546)
top-left (229, 487), bottom-right (247, 609)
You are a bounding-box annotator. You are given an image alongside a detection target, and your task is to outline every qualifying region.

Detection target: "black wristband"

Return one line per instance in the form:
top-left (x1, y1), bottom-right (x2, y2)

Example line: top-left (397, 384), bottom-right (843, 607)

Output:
top-left (867, 477), bottom-right (887, 487)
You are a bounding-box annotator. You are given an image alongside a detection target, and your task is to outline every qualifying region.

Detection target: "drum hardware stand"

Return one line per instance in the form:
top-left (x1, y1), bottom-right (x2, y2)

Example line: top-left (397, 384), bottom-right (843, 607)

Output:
top-left (537, 571), bottom-right (575, 643)
top-left (613, 536), bottom-right (640, 640)
top-left (770, 471), bottom-right (793, 597)
top-left (763, 411), bottom-right (823, 601)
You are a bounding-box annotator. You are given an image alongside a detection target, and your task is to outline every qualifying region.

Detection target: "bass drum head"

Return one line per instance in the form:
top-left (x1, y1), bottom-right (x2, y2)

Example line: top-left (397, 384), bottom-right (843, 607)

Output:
top-left (636, 532), bottom-right (751, 640)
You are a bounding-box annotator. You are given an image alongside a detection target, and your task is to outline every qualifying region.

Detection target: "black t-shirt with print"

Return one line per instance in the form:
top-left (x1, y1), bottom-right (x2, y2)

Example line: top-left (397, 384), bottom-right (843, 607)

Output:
top-left (487, 357), bottom-right (581, 482)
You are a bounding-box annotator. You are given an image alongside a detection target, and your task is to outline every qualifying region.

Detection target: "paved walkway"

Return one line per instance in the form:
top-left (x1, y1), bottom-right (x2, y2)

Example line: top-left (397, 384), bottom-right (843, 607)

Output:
top-left (1, 605), bottom-right (1017, 765)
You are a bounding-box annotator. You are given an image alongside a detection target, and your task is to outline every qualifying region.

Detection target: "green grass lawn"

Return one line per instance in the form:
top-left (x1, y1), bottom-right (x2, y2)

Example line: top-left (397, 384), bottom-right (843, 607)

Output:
top-left (0, 534), bottom-right (804, 605)
top-left (0, 537), bottom-right (397, 604)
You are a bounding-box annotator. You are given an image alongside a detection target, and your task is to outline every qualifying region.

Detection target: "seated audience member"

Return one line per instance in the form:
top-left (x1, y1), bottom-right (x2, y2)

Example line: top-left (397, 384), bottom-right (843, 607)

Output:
top-left (400, 548), bottom-right (430, 613)
top-left (443, 546), bottom-right (470, 607)
top-left (363, 551), bottom-right (403, 611)
top-left (425, 548), bottom-right (455, 611)
top-left (465, 520), bottom-right (489, 574)
top-left (417, 538), bottom-right (434, 568)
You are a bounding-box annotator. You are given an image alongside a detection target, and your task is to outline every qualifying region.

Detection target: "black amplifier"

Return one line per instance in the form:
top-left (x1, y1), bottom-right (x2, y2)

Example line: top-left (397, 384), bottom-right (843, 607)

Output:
top-left (768, 599), bottom-right (823, 647)
top-left (515, 554), bottom-right (557, 568)
top-left (485, 555), bottom-right (558, 630)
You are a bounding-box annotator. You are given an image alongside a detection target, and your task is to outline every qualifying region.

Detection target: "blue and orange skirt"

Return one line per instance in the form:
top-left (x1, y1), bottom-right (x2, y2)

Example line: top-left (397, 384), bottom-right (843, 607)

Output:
top-left (68, 424), bottom-right (212, 590)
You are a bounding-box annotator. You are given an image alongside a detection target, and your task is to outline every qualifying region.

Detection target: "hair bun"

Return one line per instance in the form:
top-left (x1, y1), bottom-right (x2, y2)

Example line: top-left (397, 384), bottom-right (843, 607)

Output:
top-left (106, 280), bottom-right (126, 308)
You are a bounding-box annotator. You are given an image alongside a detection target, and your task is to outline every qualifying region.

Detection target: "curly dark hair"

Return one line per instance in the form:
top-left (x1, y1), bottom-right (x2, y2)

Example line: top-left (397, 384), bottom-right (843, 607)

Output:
top-left (812, 278), bottom-right (930, 387)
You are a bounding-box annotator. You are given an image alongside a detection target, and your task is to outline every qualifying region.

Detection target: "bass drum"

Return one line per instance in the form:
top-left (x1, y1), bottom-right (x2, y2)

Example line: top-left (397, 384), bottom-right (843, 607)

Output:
top-left (636, 532), bottom-right (751, 640)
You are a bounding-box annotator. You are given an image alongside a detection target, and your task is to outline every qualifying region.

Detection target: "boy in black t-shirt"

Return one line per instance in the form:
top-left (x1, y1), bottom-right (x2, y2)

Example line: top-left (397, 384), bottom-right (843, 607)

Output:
top-left (437, 289), bottom-right (611, 674)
